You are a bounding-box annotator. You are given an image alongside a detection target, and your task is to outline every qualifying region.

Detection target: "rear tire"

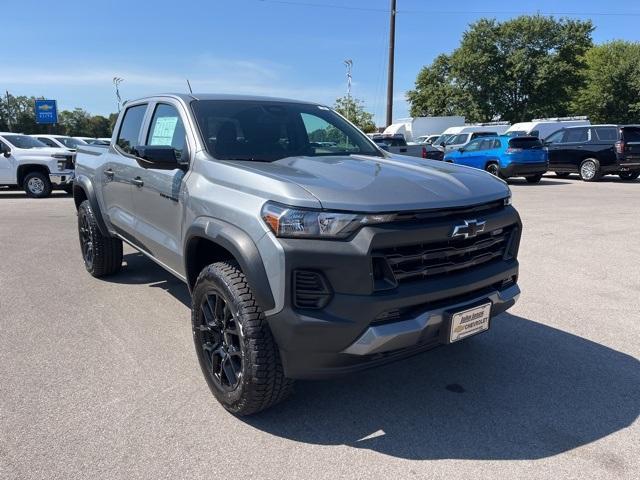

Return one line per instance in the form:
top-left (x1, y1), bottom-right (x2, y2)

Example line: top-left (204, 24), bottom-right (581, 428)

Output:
top-left (525, 174), bottom-right (543, 184)
top-left (192, 261), bottom-right (293, 416)
top-left (485, 162), bottom-right (500, 177)
top-left (619, 171), bottom-right (639, 181)
top-left (555, 172), bottom-right (571, 178)
top-left (579, 158), bottom-right (602, 182)
top-left (77, 200), bottom-right (123, 277)
top-left (23, 172), bottom-right (52, 198)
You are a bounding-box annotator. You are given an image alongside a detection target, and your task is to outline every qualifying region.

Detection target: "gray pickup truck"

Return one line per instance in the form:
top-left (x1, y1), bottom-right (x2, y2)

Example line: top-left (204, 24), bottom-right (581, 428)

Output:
top-left (73, 94), bottom-right (522, 415)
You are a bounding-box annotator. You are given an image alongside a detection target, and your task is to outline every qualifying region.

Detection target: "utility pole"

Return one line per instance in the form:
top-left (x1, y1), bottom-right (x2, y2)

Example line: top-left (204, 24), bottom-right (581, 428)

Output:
top-left (386, 0), bottom-right (397, 127)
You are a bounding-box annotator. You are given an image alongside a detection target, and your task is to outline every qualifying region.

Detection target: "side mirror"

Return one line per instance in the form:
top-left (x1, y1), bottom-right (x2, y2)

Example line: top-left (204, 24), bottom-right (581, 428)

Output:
top-left (458, 148), bottom-right (465, 153)
top-left (0, 144), bottom-right (10, 157)
top-left (133, 145), bottom-right (181, 170)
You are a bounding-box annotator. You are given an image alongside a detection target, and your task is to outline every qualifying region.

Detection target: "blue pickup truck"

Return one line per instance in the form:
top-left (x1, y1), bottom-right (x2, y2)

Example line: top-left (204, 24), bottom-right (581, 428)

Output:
top-left (444, 136), bottom-right (548, 183)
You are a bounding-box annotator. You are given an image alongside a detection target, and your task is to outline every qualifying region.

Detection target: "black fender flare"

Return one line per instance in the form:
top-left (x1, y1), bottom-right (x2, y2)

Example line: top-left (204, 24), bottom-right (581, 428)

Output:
top-left (73, 175), bottom-right (110, 236)
top-left (184, 218), bottom-right (275, 311)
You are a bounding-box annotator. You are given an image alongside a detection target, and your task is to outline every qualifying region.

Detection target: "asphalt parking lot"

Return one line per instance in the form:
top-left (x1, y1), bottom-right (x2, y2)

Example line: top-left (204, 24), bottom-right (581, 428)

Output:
top-left (1, 176), bottom-right (638, 480)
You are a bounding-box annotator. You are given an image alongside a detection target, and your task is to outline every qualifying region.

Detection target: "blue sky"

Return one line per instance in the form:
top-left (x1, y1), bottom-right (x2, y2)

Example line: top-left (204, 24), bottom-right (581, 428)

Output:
top-left (3, 0), bottom-right (639, 125)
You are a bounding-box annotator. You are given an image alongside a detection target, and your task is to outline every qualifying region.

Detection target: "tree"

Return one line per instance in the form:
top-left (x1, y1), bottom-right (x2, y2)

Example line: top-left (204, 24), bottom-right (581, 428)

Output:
top-left (0, 94), bottom-right (115, 136)
top-left (407, 16), bottom-right (594, 123)
top-left (333, 95), bottom-right (377, 132)
top-left (572, 41), bottom-right (640, 124)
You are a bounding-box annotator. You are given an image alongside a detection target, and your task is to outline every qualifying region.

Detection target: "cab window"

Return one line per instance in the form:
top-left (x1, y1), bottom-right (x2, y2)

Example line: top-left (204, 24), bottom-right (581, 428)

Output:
top-left (545, 130), bottom-right (565, 144)
top-left (116, 104), bottom-right (147, 155)
top-left (463, 139), bottom-right (482, 151)
top-left (565, 128), bottom-right (589, 143)
top-left (146, 104), bottom-right (187, 159)
top-left (37, 137), bottom-right (59, 148)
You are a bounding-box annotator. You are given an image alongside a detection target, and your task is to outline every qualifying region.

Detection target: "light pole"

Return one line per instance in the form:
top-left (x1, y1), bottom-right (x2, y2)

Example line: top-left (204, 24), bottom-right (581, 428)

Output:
top-left (113, 77), bottom-right (124, 112)
top-left (344, 59), bottom-right (353, 121)
top-left (386, 0), bottom-right (397, 127)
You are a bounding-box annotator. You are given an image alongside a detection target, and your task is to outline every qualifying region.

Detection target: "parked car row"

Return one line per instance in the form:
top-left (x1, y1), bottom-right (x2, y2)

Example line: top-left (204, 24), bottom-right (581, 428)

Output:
top-left (442, 124), bottom-right (640, 182)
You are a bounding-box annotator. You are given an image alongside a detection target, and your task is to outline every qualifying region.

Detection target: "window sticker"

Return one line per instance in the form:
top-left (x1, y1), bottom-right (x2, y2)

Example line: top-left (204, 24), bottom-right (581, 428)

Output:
top-left (150, 116), bottom-right (178, 145)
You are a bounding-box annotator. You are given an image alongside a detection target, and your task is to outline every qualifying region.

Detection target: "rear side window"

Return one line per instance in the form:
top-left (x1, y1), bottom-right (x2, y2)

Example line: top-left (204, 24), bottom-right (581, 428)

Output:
top-left (116, 104), bottom-right (147, 154)
top-left (565, 128), bottom-right (589, 143)
top-left (621, 127), bottom-right (640, 142)
top-left (508, 137), bottom-right (543, 149)
top-left (594, 127), bottom-right (618, 141)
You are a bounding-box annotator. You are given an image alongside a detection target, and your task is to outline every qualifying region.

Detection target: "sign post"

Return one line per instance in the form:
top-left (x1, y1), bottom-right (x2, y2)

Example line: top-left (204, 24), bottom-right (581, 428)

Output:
top-left (34, 99), bottom-right (58, 125)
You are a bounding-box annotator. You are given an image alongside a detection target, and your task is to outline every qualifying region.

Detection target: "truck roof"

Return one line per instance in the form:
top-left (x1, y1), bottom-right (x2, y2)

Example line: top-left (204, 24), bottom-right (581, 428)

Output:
top-left (125, 93), bottom-right (319, 106)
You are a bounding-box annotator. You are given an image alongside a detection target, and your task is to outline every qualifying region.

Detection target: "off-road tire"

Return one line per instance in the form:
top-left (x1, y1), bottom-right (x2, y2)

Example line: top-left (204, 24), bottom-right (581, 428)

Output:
top-left (579, 158), bottom-right (602, 182)
top-left (23, 172), bottom-right (52, 198)
top-left (192, 261), bottom-right (293, 416)
top-left (77, 200), bottom-right (123, 277)
top-left (525, 174), bottom-right (543, 184)
top-left (619, 171), bottom-right (639, 181)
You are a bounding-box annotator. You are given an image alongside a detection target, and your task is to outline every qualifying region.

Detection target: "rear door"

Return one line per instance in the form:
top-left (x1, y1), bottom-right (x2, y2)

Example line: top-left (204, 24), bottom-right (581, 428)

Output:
top-left (129, 100), bottom-right (191, 274)
top-left (591, 126), bottom-right (618, 168)
top-left (100, 103), bottom-right (148, 238)
top-left (561, 127), bottom-right (590, 170)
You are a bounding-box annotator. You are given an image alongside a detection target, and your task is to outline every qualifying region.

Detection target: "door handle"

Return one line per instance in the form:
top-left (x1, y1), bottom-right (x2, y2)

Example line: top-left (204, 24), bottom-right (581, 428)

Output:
top-left (131, 177), bottom-right (144, 187)
top-left (103, 169), bottom-right (114, 178)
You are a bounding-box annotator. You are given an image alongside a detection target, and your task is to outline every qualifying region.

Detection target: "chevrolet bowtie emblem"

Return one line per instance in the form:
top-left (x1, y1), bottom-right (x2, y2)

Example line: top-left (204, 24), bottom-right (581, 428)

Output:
top-left (451, 219), bottom-right (486, 239)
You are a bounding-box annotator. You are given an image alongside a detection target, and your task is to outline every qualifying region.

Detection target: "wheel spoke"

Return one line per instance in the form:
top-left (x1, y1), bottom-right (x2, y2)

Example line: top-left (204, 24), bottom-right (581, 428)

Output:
top-left (221, 356), bottom-right (237, 386)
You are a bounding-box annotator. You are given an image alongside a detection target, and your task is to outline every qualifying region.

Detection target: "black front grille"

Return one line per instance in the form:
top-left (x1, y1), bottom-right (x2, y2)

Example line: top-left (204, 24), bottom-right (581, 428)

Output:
top-left (375, 226), bottom-right (516, 284)
top-left (292, 270), bottom-right (332, 309)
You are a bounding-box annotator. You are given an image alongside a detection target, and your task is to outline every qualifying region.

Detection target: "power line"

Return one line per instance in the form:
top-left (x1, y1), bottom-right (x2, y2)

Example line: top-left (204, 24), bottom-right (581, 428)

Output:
top-left (254, 0), bottom-right (640, 17)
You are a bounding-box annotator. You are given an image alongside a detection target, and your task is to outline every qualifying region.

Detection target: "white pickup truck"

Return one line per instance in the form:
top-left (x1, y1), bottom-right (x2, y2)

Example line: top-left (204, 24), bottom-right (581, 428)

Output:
top-left (0, 133), bottom-right (75, 197)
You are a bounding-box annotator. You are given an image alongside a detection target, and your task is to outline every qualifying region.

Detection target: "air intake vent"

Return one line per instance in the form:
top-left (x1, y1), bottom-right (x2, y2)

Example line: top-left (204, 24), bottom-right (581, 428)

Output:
top-left (293, 270), bottom-right (332, 309)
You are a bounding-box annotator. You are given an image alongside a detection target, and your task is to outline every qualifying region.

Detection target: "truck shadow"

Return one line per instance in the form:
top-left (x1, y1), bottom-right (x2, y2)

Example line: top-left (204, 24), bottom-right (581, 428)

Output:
top-left (104, 252), bottom-right (191, 307)
top-left (246, 313), bottom-right (639, 462)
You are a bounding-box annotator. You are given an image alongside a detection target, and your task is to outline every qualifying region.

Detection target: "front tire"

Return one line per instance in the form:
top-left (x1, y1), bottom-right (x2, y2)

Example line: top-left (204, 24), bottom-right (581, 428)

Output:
top-left (77, 200), bottom-right (123, 277)
top-left (619, 171), bottom-right (639, 181)
top-left (525, 174), bottom-right (543, 184)
top-left (579, 158), bottom-right (602, 182)
top-left (192, 261), bottom-right (293, 416)
top-left (23, 172), bottom-right (52, 198)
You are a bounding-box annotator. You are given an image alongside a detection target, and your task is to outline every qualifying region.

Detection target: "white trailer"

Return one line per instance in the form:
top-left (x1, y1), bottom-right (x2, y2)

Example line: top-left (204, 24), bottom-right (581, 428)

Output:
top-left (383, 116), bottom-right (465, 142)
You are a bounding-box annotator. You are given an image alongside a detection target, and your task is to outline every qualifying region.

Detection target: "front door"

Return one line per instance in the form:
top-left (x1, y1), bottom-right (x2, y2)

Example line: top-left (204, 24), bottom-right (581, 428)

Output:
top-left (0, 139), bottom-right (18, 184)
top-left (100, 103), bottom-right (148, 239)
top-left (130, 102), bottom-right (189, 274)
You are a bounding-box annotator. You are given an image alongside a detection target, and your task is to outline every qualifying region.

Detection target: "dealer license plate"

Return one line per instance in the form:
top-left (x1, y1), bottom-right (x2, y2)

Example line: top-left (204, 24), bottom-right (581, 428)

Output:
top-left (449, 303), bottom-right (492, 343)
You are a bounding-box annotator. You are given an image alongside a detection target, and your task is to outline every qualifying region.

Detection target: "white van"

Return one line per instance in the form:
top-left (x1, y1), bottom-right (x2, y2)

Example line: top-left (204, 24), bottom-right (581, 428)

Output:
top-left (505, 117), bottom-right (590, 140)
top-left (435, 125), bottom-right (509, 152)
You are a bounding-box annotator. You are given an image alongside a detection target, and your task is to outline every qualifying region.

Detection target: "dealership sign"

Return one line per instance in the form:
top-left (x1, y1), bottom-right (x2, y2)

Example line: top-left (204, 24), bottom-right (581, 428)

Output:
top-left (34, 99), bottom-right (58, 124)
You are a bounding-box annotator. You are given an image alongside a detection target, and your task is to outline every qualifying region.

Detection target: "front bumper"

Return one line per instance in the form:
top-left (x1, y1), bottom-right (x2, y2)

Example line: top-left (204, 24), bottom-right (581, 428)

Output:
top-left (500, 161), bottom-right (548, 178)
top-left (49, 170), bottom-right (75, 186)
top-left (267, 204), bottom-right (522, 379)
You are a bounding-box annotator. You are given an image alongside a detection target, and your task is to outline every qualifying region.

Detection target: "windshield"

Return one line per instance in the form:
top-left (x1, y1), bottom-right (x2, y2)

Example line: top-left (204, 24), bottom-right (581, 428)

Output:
top-left (58, 137), bottom-right (85, 148)
top-left (2, 135), bottom-right (47, 149)
top-left (433, 134), bottom-right (452, 145)
top-left (504, 130), bottom-right (527, 137)
top-left (191, 100), bottom-right (382, 161)
top-left (446, 133), bottom-right (469, 145)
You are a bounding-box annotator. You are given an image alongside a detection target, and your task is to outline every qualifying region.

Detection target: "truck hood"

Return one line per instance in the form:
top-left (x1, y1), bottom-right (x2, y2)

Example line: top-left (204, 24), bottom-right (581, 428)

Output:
top-left (228, 154), bottom-right (510, 212)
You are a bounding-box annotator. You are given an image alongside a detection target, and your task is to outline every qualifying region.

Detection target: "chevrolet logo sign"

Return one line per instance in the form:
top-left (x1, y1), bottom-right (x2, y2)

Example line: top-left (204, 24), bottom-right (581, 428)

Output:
top-left (451, 219), bottom-right (486, 239)
top-left (38, 104), bottom-right (52, 111)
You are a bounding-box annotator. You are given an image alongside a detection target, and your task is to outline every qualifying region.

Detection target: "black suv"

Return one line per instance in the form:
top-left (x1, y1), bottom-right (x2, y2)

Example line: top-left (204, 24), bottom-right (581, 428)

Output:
top-left (545, 125), bottom-right (640, 181)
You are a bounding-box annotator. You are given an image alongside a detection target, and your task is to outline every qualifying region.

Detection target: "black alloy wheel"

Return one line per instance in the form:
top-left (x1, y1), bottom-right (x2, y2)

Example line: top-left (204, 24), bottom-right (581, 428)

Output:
top-left (196, 290), bottom-right (244, 391)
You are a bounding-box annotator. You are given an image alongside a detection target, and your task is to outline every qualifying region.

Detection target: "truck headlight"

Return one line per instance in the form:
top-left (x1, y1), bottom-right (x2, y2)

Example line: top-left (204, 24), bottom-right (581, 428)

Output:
top-left (261, 202), bottom-right (396, 239)
top-left (504, 193), bottom-right (512, 206)
top-left (57, 160), bottom-right (66, 171)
